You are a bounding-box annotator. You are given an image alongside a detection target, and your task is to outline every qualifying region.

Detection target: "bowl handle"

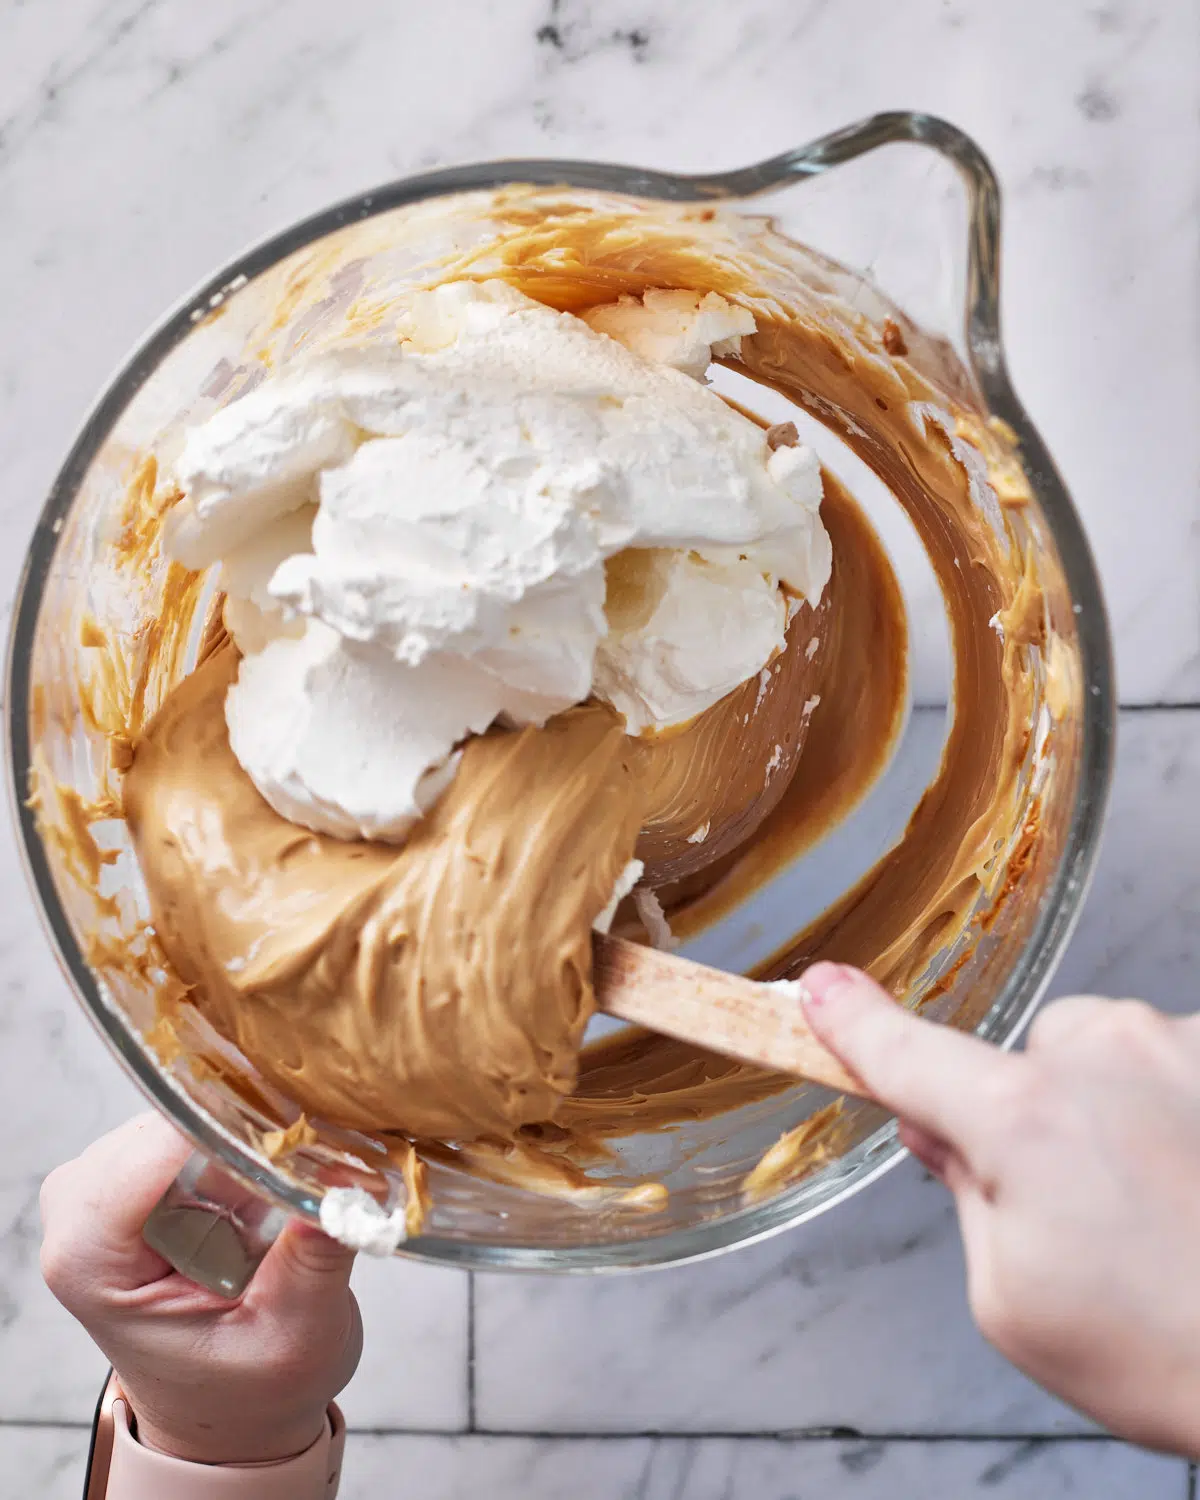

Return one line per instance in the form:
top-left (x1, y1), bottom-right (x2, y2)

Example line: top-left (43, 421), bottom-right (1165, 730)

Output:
top-left (141, 1151), bottom-right (288, 1298)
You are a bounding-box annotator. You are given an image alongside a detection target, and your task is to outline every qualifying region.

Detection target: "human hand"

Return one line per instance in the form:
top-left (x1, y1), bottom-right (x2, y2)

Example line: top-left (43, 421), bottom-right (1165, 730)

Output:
top-left (40, 1112), bottom-right (361, 1465)
top-left (800, 964), bottom-right (1200, 1457)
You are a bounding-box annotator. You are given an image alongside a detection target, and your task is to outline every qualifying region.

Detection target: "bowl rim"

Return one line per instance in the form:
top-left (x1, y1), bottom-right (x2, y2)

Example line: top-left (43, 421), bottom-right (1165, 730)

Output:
top-left (5, 110), bottom-right (1116, 1273)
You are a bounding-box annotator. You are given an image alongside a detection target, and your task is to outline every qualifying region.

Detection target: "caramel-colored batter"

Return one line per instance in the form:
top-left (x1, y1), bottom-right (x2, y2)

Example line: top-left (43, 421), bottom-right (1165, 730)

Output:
top-left (123, 273), bottom-right (1034, 1150)
top-left (124, 642), bottom-right (645, 1140)
top-left (32, 186), bottom-right (1068, 1219)
top-left (123, 583), bottom-right (833, 1141)
top-left (650, 470), bottom-right (907, 936)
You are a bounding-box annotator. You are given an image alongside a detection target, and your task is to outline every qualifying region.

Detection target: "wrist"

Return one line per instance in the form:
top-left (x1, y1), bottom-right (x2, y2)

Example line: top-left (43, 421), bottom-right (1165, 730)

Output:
top-left (117, 1383), bottom-right (329, 1467)
top-left (92, 1375), bottom-right (346, 1499)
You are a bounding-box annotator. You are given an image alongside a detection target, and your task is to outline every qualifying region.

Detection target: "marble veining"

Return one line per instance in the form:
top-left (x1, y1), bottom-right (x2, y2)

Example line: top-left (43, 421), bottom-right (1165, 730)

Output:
top-left (0, 1), bottom-right (1196, 1495)
top-left (0, 1429), bottom-right (1187, 1500)
top-left (0, 0), bottom-right (1196, 707)
top-left (336, 1435), bottom-right (1186, 1500)
top-left (474, 1158), bottom-right (1088, 1436)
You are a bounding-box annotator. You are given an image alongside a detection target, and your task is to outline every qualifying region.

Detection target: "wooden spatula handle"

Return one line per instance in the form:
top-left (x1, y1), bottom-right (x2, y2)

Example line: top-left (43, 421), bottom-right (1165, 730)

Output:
top-left (593, 934), bottom-right (865, 1098)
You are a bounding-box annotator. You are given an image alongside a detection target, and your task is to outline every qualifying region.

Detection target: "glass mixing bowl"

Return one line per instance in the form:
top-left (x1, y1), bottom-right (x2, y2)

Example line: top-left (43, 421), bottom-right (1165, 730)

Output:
top-left (6, 113), bottom-right (1114, 1284)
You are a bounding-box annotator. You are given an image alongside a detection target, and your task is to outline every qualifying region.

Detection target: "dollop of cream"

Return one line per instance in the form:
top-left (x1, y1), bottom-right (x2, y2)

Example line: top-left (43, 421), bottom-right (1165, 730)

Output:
top-left (319, 1187), bottom-right (408, 1256)
top-left (163, 280), bottom-right (828, 841)
top-left (581, 287), bottom-right (756, 379)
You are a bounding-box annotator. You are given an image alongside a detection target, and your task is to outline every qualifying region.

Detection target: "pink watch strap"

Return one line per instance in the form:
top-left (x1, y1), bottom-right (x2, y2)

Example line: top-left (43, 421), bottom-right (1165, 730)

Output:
top-left (106, 1397), bottom-right (344, 1498)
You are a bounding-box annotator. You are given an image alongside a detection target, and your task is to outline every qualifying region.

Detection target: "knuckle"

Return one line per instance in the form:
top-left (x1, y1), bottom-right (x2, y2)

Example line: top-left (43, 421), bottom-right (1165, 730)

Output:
top-left (39, 1234), bottom-right (76, 1306)
top-left (1078, 997), bottom-right (1167, 1060)
top-left (977, 1060), bottom-right (1048, 1134)
top-left (1102, 994), bottom-right (1163, 1033)
top-left (38, 1177), bottom-right (102, 1320)
top-left (967, 1274), bottom-right (1012, 1350)
top-left (974, 1295), bottom-right (1032, 1364)
top-left (38, 1166), bottom-right (65, 1226)
top-left (969, 1263), bottom-right (1045, 1363)
top-left (1028, 994), bottom-right (1102, 1049)
top-left (37, 1173), bottom-right (78, 1303)
top-left (1030, 995), bottom-right (1171, 1072)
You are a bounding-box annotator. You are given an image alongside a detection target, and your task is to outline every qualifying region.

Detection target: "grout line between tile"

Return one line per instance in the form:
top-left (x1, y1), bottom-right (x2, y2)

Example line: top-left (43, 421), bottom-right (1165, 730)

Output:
top-left (1188, 1460), bottom-right (1196, 1500)
top-left (1121, 702), bottom-right (1200, 713)
top-left (0, 1419), bottom-right (1171, 1454)
top-left (466, 1271), bottom-right (477, 1432)
top-left (333, 1427), bottom-right (1122, 1443)
top-left (912, 702), bottom-right (1200, 714)
top-left (0, 1420), bottom-right (92, 1431)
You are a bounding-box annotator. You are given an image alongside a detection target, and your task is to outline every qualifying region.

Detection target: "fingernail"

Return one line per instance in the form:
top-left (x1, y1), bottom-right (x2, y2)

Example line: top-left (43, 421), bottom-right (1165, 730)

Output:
top-left (283, 1219), bottom-right (356, 1265)
top-left (798, 962), bottom-right (859, 1008)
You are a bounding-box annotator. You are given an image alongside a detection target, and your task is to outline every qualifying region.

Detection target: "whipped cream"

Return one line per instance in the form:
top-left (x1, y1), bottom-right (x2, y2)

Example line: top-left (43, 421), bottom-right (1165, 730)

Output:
top-left (165, 280), bottom-right (830, 841)
top-left (595, 546), bottom-right (795, 736)
top-left (633, 886), bottom-right (680, 952)
top-left (318, 1186), bottom-right (407, 1255)
top-left (581, 288), bottom-right (755, 380)
top-left (592, 857), bottom-right (645, 934)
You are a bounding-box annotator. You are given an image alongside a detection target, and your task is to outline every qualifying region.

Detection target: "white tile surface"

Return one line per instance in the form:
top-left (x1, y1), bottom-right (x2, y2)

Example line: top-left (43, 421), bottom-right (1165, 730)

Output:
top-left (0, 853), bottom-right (142, 1422)
top-left (8, 710), bottom-right (1193, 1437)
top-left (0, 0), bottom-right (1197, 1478)
top-left (339, 1434), bottom-right (1185, 1500)
top-left (474, 713), bottom-right (1200, 1436)
top-left (475, 1156), bottom-right (1088, 1435)
top-left (0, 0), bottom-right (1195, 704)
top-left (338, 1257), bottom-right (469, 1431)
top-left (1053, 712), bottom-right (1200, 1012)
top-left (0, 1428), bottom-right (1183, 1500)
top-left (0, 830), bottom-right (469, 1429)
top-left (0, 1428), bottom-right (91, 1500)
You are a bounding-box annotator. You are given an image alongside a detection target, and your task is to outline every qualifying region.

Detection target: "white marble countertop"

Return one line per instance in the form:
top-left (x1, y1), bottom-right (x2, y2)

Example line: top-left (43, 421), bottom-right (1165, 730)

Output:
top-left (0, 2), bottom-right (1197, 1496)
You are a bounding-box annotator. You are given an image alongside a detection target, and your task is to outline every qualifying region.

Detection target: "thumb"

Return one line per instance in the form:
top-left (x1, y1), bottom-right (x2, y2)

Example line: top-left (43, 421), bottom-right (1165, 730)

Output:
top-left (247, 1219), bottom-right (357, 1319)
top-left (799, 961), bottom-right (1013, 1153)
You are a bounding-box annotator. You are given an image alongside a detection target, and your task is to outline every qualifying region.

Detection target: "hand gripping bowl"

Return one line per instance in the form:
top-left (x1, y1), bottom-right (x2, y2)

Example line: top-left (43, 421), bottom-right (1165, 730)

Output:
top-left (7, 113), bottom-right (1114, 1292)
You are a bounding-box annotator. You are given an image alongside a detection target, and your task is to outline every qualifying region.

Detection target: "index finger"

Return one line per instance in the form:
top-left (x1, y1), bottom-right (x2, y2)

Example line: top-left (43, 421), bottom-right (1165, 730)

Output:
top-left (41, 1112), bottom-right (194, 1289)
top-left (799, 961), bottom-right (1016, 1151)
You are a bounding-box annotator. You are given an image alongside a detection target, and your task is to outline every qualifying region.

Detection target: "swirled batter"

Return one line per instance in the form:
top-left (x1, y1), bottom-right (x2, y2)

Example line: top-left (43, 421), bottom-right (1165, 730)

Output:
top-left (124, 643), bottom-right (644, 1140)
top-left (33, 185), bottom-right (1073, 1218)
